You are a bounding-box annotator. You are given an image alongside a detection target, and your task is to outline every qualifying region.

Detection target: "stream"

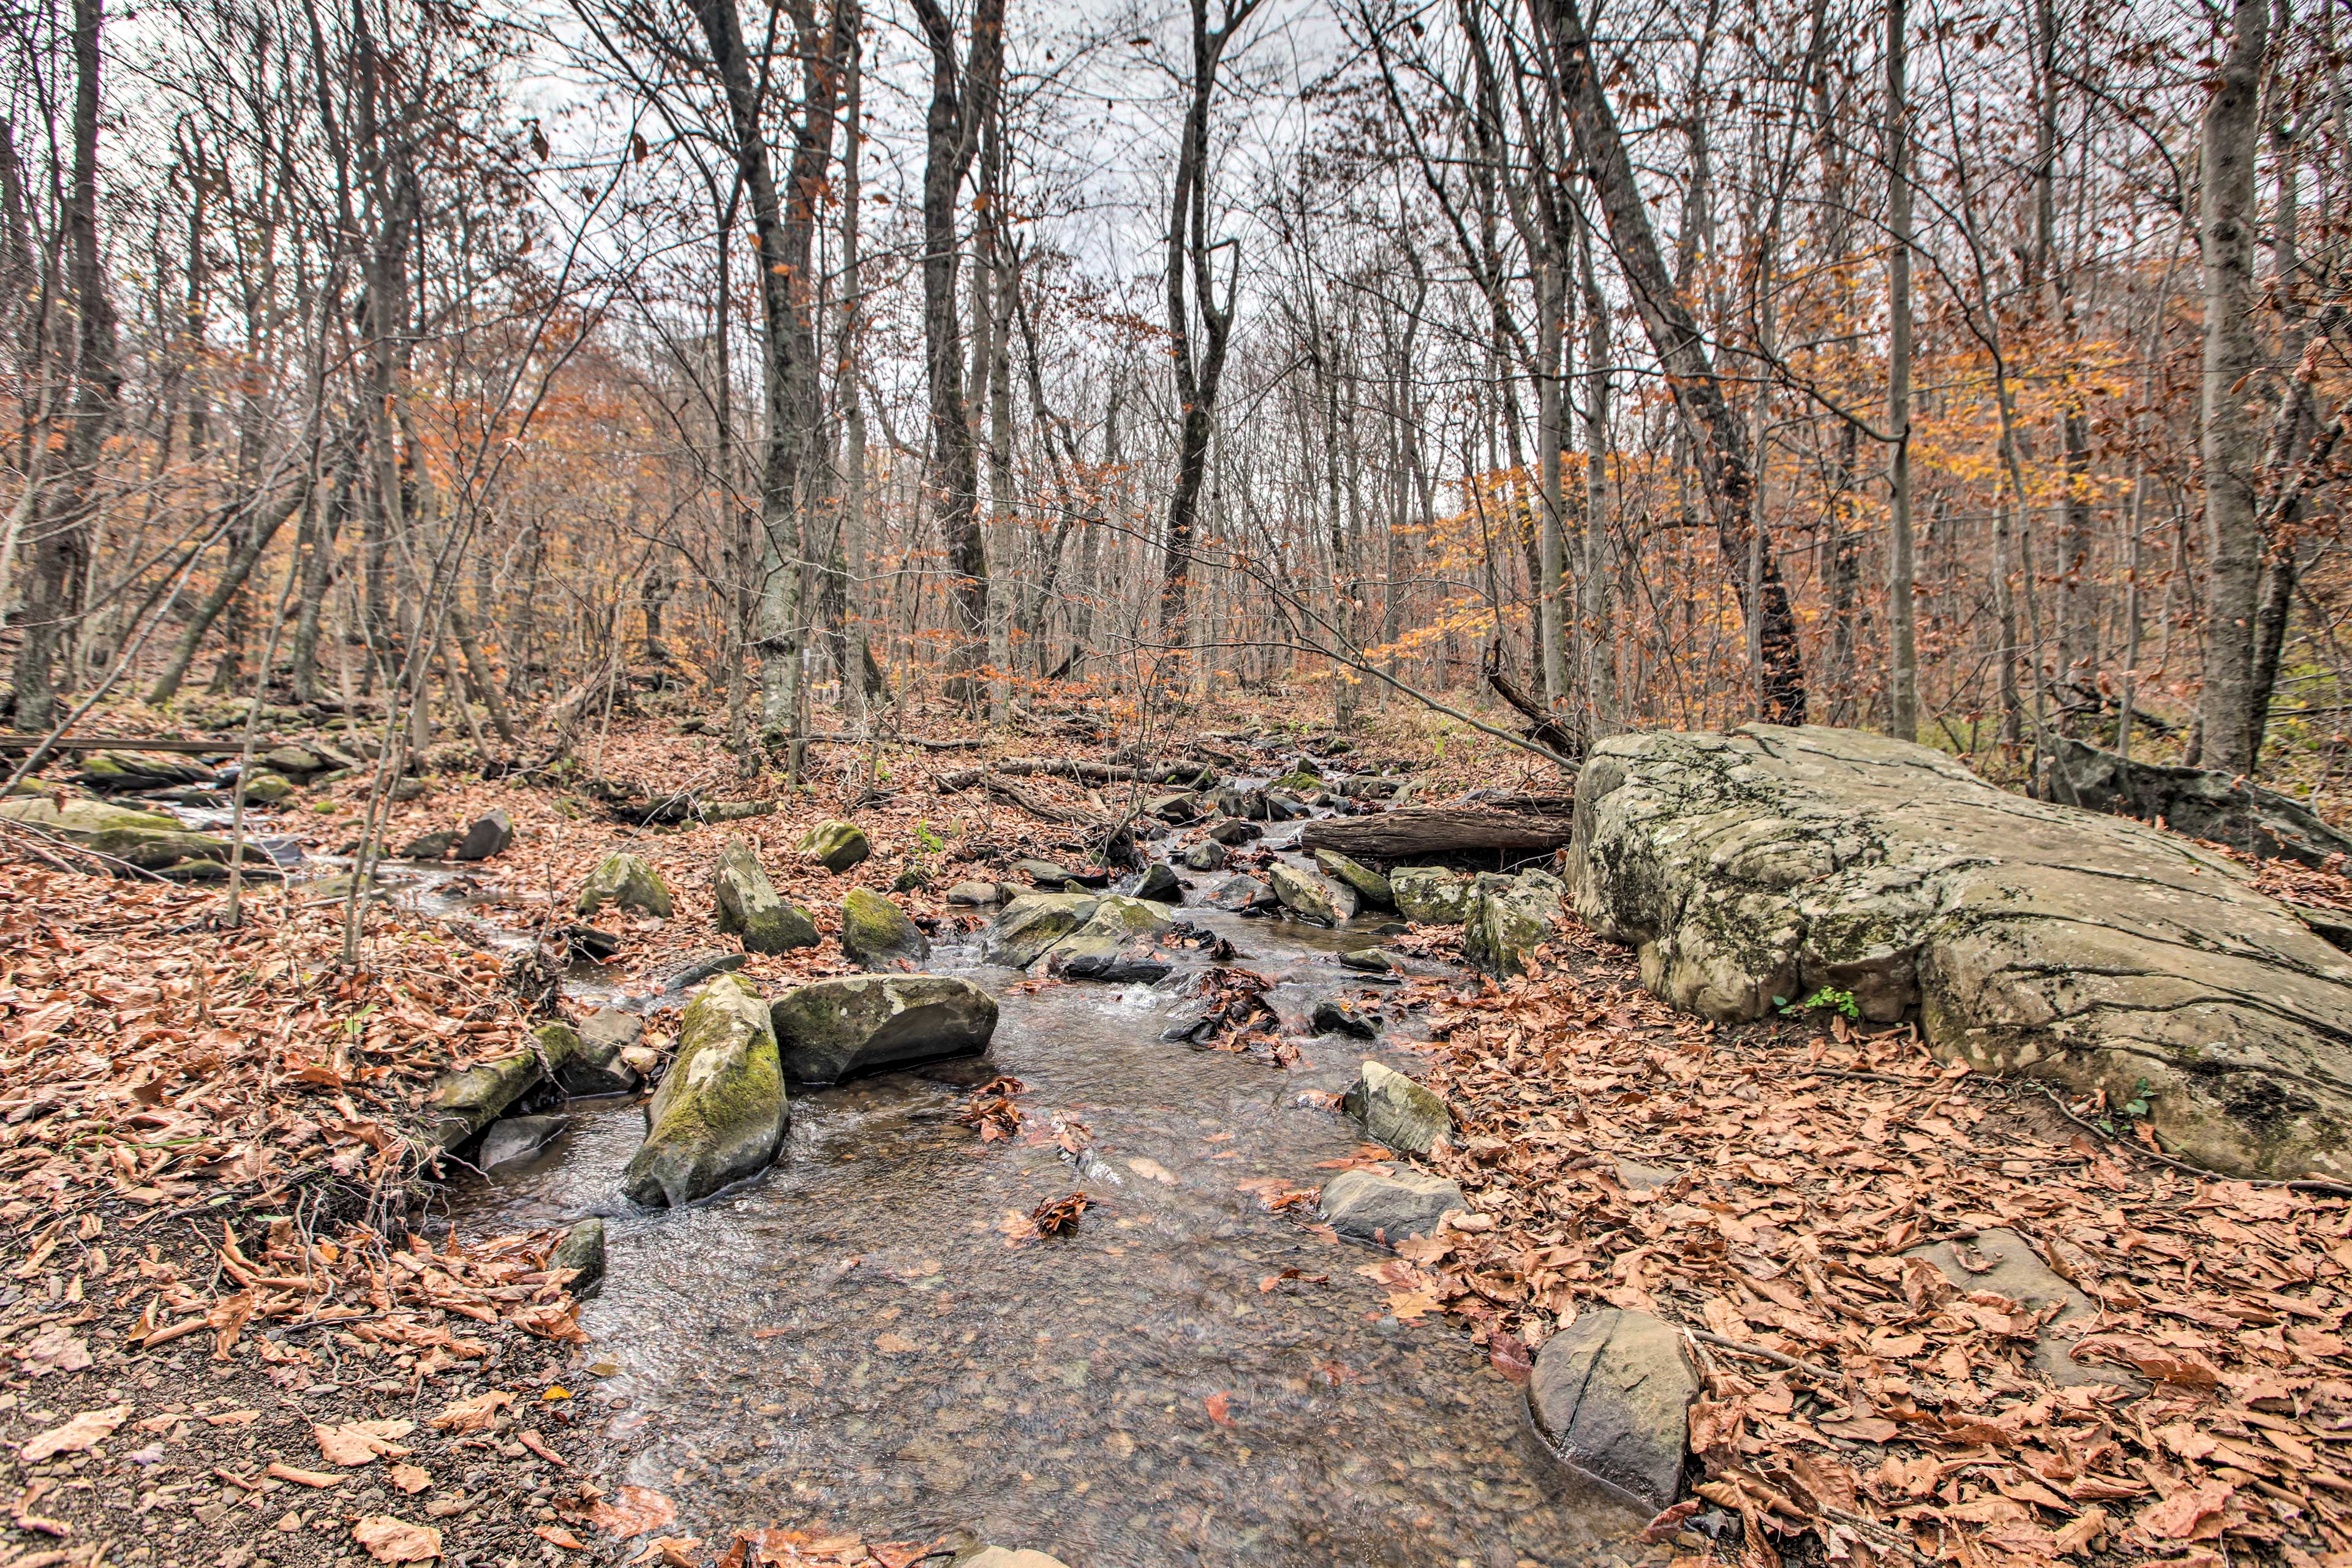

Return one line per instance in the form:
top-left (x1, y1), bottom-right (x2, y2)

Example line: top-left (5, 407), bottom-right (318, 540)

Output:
top-left (168, 787), bottom-right (1643, 1566)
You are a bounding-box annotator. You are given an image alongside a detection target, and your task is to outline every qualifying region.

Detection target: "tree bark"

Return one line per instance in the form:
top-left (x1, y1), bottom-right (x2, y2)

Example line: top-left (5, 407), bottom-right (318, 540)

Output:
top-left (2194, 0), bottom-right (2269, 775)
top-left (1884, 0), bottom-right (1917, 739)
top-left (1534, 0), bottom-right (1807, 723)
top-left (1300, 807), bottom-right (1576, 861)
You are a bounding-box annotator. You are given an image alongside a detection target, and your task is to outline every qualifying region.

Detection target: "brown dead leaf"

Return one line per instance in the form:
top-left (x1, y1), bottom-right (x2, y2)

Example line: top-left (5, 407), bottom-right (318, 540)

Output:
top-left (534, 1526), bottom-right (587, 1551)
top-left (428, 1389), bottom-right (512, 1434)
top-left (20, 1406), bottom-right (129, 1463)
top-left (1204, 1391), bottom-right (1235, 1427)
top-left (386, 1464), bottom-right (431, 1495)
top-left (267, 1462), bottom-right (346, 1488)
top-left (628, 1537), bottom-right (703, 1568)
top-left (2135, 1481), bottom-right (2233, 1542)
top-left (315, 1419), bottom-right (417, 1466)
top-left (589, 1485), bottom-right (679, 1539)
top-left (352, 1517), bottom-right (443, 1563)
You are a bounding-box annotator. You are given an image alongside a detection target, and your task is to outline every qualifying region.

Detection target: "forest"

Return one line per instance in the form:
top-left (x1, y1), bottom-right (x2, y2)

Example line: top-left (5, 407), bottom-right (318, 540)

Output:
top-left (4, 0), bottom-right (2352, 1566)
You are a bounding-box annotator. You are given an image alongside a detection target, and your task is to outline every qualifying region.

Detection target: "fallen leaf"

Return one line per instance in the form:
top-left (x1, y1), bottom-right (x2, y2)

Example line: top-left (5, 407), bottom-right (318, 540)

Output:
top-left (534, 1526), bottom-right (587, 1551)
top-left (1488, 1331), bottom-right (1534, 1384)
top-left (1126, 1157), bottom-right (1176, 1185)
top-left (387, 1464), bottom-right (431, 1495)
top-left (2136, 1481), bottom-right (2233, 1542)
top-left (1640, 1501), bottom-right (1702, 1543)
top-left (628, 1537), bottom-right (703, 1568)
top-left (428, 1389), bottom-right (512, 1434)
top-left (1205, 1391), bottom-right (1234, 1427)
top-left (268, 1463), bottom-right (346, 1488)
top-left (518, 1430), bottom-right (570, 1468)
top-left (315, 1419), bottom-right (417, 1467)
top-left (352, 1517), bottom-right (442, 1563)
top-left (875, 1332), bottom-right (918, 1354)
top-left (1818, 1414), bottom-right (1899, 1443)
top-left (16, 1327), bottom-right (89, 1377)
top-left (20, 1406), bottom-right (130, 1463)
top-left (589, 1485), bottom-right (678, 1539)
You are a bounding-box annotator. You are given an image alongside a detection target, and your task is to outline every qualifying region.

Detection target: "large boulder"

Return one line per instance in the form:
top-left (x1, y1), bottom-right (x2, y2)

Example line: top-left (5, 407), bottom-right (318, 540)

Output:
top-left (622, 974), bottom-right (786, 1208)
top-left (2046, 734), bottom-right (2352, 867)
top-left (1320, 1167), bottom-right (1465, 1244)
top-left (982, 893), bottom-right (1099, 967)
top-left (840, 887), bottom-right (929, 968)
top-left (769, 976), bottom-right (998, 1084)
top-left (1528, 1308), bottom-right (1698, 1510)
top-left (712, 836), bottom-right (819, 954)
top-left (1038, 894), bottom-right (1174, 972)
top-left (1390, 867), bottom-right (1478, 925)
top-left (1341, 1060), bottom-right (1452, 1155)
top-left (1464, 870), bottom-right (1566, 978)
top-left (798, 820), bottom-right (871, 874)
top-left (1576, 725), bottom-right (2352, 1180)
top-left (579, 852), bottom-right (673, 918)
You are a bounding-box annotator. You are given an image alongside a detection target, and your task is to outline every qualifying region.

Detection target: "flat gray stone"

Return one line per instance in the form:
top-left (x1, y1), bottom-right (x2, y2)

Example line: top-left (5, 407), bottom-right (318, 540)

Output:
top-left (1321, 1167), bottom-right (1465, 1243)
top-left (1901, 1227), bottom-right (2137, 1390)
top-left (769, 975), bottom-right (998, 1084)
top-left (1341, 1060), bottom-right (1452, 1155)
top-left (478, 1114), bottom-right (569, 1172)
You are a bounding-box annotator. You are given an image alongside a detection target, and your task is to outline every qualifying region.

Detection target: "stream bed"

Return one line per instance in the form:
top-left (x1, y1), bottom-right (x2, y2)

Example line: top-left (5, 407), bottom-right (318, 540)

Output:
top-left (436, 896), bottom-right (1641, 1567)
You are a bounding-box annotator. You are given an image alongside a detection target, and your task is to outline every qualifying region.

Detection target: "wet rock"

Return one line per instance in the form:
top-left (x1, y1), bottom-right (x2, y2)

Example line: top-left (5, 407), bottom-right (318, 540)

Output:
top-left (0, 795), bottom-right (181, 838)
top-left (1900, 1229), bottom-right (2136, 1390)
top-left (797, 819), bottom-right (872, 874)
top-left (1182, 840), bottom-right (1227, 872)
top-left (1208, 874), bottom-right (1275, 913)
top-left (1264, 790), bottom-right (1311, 820)
top-left (401, 829), bottom-right (459, 861)
top-left (1311, 997), bottom-right (1381, 1038)
top-left (1268, 862), bottom-right (1347, 925)
top-left (238, 771), bottom-right (296, 805)
top-left (454, 810), bottom-right (513, 861)
top-left (651, 950), bottom-right (747, 992)
top-left (1213, 787), bottom-right (1271, 821)
top-left (1147, 792), bottom-right (1202, 823)
top-left (1575, 724), bottom-right (2352, 1180)
top-left (840, 887), bottom-right (930, 968)
top-left (946, 879), bottom-right (1003, 905)
top-left (1321, 1167), bottom-right (1466, 1244)
top-left (963, 1552), bottom-right (1071, 1568)
top-left (1015, 858), bottom-right (1080, 886)
top-left (83, 826), bottom-right (238, 872)
top-left (579, 852), bottom-right (673, 918)
top-left (1208, 817), bottom-right (1262, 845)
top-left (1314, 849), bottom-right (1393, 908)
top-left (1390, 866), bottom-right (1477, 925)
top-left (622, 974), bottom-right (786, 1208)
top-left (549, 1219), bottom-right (605, 1297)
top-left (1464, 870), bottom-right (1566, 978)
top-left (477, 1114), bottom-right (568, 1172)
top-left (1132, 862), bottom-right (1182, 903)
top-left (1038, 894), bottom-right (1175, 974)
top-left (1050, 940), bottom-right (1174, 983)
top-left (560, 1012), bottom-right (643, 1096)
top-left (892, 865), bottom-right (931, 893)
top-left (426, 1046), bottom-right (559, 1153)
top-left (712, 836), bottom-right (820, 954)
top-left (1338, 946), bottom-right (1394, 974)
top-left (1528, 1307), bottom-right (1698, 1510)
top-left (983, 893), bottom-right (1100, 967)
top-left (1343, 1060), bottom-right (1452, 1155)
top-left (769, 975), bottom-right (998, 1084)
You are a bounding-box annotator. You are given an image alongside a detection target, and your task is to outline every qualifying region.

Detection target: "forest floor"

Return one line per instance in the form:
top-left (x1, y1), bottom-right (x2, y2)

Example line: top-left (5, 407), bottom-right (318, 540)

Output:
top-left (2, 696), bottom-right (2351, 1568)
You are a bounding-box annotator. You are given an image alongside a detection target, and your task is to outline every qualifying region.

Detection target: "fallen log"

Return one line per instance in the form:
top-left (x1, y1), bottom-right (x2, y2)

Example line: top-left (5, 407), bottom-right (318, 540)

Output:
top-left (936, 758), bottom-right (1212, 791)
top-left (0, 734), bottom-right (254, 755)
top-left (1299, 806), bottom-right (1576, 860)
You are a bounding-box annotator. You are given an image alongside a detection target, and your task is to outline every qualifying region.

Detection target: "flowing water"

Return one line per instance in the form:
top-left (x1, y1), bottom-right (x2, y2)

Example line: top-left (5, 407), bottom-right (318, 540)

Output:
top-left (162, 782), bottom-right (1643, 1565)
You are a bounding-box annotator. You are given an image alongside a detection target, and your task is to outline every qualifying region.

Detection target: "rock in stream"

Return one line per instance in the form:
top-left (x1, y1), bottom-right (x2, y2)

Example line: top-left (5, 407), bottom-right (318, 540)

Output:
top-left (622, 974), bottom-right (786, 1208)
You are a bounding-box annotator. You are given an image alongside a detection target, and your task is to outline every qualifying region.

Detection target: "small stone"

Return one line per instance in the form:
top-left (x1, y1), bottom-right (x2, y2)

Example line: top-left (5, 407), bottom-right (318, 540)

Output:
top-left (238, 772), bottom-right (296, 805)
top-left (1337, 947), bottom-right (1393, 973)
top-left (946, 880), bottom-right (1001, 905)
top-left (1146, 793), bottom-right (1200, 823)
top-left (1014, 858), bottom-right (1078, 886)
top-left (560, 1011), bottom-right (643, 1096)
top-left (1320, 1167), bottom-right (1466, 1244)
top-left (1341, 1060), bottom-right (1452, 1155)
top-left (578, 853), bottom-right (672, 918)
top-left (476, 1115), bottom-right (568, 1172)
top-left (454, 811), bottom-right (513, 861)
top-left (548, 1219), bottom-right (605, 1296)
top-left (1132, 862), bottom-right (1182, 903)
top-left (891, 865), bottom-right (931, 893)
top-left (401, 829), bottom-right (459, 861)
top-left (797, 820), bottom-right (872, 873)
top-left (1182, 840), bottom-right (1227, 872)
top-left (1208, 874), bottom-right (1274, 913)
top-left (1313, 849), bottom-right (1393, 908)
top-left (1311, 997), bottom-right (1381, 1038)
top-left (1528, 1308), bottom-right (1698, 1510)
top-left (1208, 818), bottom-right (1262, 845)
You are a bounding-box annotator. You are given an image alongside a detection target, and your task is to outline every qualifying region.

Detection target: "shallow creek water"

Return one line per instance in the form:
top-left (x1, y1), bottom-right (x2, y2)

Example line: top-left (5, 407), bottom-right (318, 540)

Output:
top-left (162, 785), bottom-right (1642, 1566)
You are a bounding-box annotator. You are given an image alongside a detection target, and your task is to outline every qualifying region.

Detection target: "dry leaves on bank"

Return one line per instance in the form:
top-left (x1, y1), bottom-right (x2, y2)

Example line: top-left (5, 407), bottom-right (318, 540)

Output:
top-left (1405, 926), bottom-right (2352, 1568)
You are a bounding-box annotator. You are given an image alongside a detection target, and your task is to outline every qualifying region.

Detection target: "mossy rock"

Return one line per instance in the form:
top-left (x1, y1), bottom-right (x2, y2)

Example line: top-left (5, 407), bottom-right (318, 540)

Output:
top-left (712, 836), bottom-right (819, 954)
top-left (1267, 863), bottom-right (1343, 925)
top-left (0, 796), bottom-right (181, 839)
top-left (798, 819), bottom-right (871, 874)
top-left (1464, 870), bottom-right (1566, 978)
top-left (840, 887), bottom-right (929, 968)
top-left (1268, 771), bottom-right (1324, 793)
top-left (1314, 850), bottom-right (1393, 908)
top-left (84, 826), bottom-right (239, 872)
top-left (1390, 867), bottom-right (1478, 925)
top-left (579, 852), bottom-right (673, 918)
top-left (622, 974), bottom-right (785, 1207)
top-left (1342, 1060), bottom-right (1453, 1155)
top-left (238, 772), bottom-right (296, 805)
top-left (427, 1045), bottom-right (560, 1153)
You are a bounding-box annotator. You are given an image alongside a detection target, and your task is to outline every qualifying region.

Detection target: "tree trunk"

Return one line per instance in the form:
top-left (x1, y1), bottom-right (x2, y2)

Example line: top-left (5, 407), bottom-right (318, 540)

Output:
top-left (1884, 0), bottom-right (1918, 739)
top-left (2194, 0), bottom-right (2269, 775)
top-left (1536, 0), bottom-right (1806, 722)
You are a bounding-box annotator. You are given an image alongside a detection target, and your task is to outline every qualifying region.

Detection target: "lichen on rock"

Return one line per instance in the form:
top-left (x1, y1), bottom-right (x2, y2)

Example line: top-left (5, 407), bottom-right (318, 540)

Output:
top-left (1573, 723), bottom-right (2352, 1181)
top-left (622, 974), bottom-right (785, 1208)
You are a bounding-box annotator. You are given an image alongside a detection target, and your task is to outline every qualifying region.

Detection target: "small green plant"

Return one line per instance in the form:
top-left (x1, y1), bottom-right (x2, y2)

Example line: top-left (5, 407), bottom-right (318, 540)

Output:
top-left (2098, 1077), bottom-right (2155, 1137)
top-left (1777, 987), bottom-right (1861, 1020)
top-left (913, 820), bottom-right (946, 853)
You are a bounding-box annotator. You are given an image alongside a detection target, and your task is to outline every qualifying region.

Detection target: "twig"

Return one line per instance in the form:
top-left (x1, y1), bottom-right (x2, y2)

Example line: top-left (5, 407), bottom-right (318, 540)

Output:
top-left (1688, 1329), bottom-right (1839, 1382)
